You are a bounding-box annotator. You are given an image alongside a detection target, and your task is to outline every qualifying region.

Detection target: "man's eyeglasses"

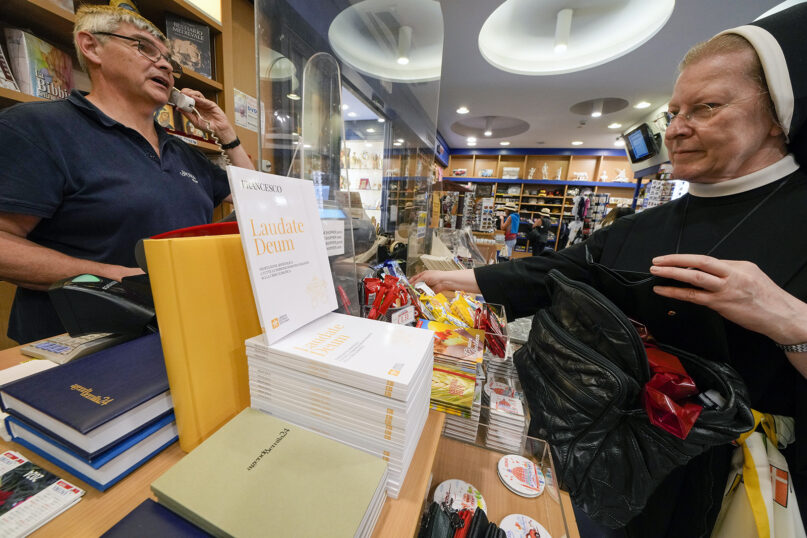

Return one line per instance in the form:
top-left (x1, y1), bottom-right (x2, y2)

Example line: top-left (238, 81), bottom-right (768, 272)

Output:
top-left (92, 32), bottom-right (183, 79)
top-left (665, 91), bottom-right (769, 126)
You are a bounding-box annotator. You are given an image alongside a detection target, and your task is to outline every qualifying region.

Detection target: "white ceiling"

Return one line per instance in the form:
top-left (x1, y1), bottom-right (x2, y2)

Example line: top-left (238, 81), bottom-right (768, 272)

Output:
top-left (436, 0), bottom-right (782, 150)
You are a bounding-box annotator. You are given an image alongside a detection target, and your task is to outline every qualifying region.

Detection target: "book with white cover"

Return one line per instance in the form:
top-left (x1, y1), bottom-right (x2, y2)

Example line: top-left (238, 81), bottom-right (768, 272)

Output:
top-left (246, 312), bottom-right (433, 401)
top-left (226, 166), bottom-right (337, 344)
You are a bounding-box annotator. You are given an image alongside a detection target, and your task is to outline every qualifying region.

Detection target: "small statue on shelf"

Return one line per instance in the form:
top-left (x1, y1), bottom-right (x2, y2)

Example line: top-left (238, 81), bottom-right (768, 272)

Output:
top-left (555, 167), bottom-right (563, 180)
top-left (528, 167), bottom-right (536, 180)
top-left (599, 169), bottom-right (609, 181)
top-left (541, 163), bottom-right (549, 179)
top-left (615, 168), bottom-right (628, 181)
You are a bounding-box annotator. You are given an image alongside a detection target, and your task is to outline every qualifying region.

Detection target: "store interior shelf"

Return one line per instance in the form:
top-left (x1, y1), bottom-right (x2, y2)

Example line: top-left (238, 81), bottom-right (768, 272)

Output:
top-left (447, 177), bottom-right (638, 188)
top-left (0, 0), bottom-right (75, 46)
top-left (180, 68), bottom-right (224, 94)
top-left (0, 87), bottom-right (45, 108)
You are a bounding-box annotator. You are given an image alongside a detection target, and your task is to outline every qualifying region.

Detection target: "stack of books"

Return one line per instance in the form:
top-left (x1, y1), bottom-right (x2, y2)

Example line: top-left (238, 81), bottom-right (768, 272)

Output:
top-left (442, 377), bottom-right (483, 443)
top-left (484, 392), bottom-right (527, 453)
top-left (245, 312), bottom-right (433, 498)
top-left (0, 334), bottom-right (178, 490)
top-left (151, 408), bottom-right (389, 537)
top-left (417, 320), bottom-right (484, 419)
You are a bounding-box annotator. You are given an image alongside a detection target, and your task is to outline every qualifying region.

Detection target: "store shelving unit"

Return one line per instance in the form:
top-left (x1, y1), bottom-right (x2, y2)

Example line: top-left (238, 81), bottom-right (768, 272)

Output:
top-left (446, 151), bottom-right (644, 248)
top-left (0, 0), bottom-right (226, 133)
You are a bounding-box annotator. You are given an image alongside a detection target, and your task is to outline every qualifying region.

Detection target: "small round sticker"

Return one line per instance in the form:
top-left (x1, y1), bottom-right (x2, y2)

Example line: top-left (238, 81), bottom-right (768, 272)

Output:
top-left (500, 513), bottom-right (552, 538)
top-left (433, 478), bottom-right (487, 513)
top-left (497, 455), bottom-right (545, 498)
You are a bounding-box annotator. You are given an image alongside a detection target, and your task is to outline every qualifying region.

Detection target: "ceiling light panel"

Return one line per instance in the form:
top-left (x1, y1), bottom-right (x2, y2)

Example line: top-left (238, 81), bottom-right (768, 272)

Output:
top-left (478, 0), bottom-right (675, 75)
top-left (328, 0), bottom-right (443, 82)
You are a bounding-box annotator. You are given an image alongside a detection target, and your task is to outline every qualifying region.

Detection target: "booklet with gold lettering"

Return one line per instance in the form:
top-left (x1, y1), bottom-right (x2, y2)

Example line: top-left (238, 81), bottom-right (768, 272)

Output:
top-left (227, 167), bottom-right (337, 344)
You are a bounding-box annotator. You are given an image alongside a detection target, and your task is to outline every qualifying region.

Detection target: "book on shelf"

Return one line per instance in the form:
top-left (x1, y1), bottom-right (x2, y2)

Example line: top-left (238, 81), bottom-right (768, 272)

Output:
top-left (164, 13), bottom-right (212, 79)
top-left (154, 103), bottom-right (177, 131)
top-left (0, 450), bottom-right (84, 535)
top-left (8, 413), bottom-right (177, 491)
top-left (0, 334), bottom-right (172, 458)
top-left (151, 408), bottom-right (388, 538)
top-left (226, 167), bottom-right (337, 344)
top-left (4, 29), bottom-right (74, 100)
top-left (179, 114), bottom-right (208, 140)
top-left (0, 40), bottom-right (19, 91)
top-left (143, 230), bottom-right (260, 453)
top-left (101, 499), bottom-right (212, 537)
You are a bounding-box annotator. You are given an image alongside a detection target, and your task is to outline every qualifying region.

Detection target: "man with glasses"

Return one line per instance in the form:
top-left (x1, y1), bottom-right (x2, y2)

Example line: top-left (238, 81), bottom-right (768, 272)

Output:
top-left (414, 5), bottom-right (807, 536)
top-left (0, 5), bottom-right (253, 344)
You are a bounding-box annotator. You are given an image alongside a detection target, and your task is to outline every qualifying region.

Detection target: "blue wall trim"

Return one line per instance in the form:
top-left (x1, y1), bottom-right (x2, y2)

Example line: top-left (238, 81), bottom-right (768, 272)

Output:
top-left (448, 147), bottom-right (628, 157)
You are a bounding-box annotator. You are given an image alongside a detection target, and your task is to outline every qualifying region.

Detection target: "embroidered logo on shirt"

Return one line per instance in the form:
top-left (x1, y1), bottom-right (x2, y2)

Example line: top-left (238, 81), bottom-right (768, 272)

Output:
top-left (180, 170), bottom-right (198, 183)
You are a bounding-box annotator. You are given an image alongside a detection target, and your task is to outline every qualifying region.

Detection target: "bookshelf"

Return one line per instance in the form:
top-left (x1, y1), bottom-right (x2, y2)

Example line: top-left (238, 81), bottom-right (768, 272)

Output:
top-left (0, 0), bottom-right (227, 115)
top-left (447, 151), bottom-right (643, 249)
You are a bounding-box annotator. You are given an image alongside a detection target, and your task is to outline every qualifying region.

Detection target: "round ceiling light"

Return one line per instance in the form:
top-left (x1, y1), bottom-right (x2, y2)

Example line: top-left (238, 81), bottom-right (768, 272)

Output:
top-left (328, 0), bottom-right (443, 82)
top-left (451, 115), bottom-right (529, 138)
top-left (478, 0), bottom-right (675, 75)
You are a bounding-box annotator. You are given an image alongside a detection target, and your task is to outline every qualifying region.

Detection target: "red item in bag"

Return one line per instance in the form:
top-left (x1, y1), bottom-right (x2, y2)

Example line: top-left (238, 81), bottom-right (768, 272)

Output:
top-left (645, 346), bottom-right (698, 400)
top-left (642, 346), bottom-right (703, 439)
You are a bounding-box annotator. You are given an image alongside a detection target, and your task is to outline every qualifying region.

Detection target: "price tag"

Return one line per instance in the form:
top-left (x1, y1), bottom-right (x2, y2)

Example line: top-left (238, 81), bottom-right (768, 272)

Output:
top-left (390, 305), bottom-right (415, 326)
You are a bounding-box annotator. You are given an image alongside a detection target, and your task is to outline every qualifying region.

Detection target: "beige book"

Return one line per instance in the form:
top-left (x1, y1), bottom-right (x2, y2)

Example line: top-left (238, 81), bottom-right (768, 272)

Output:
top-left (151, 408), bottom-right (388, 537)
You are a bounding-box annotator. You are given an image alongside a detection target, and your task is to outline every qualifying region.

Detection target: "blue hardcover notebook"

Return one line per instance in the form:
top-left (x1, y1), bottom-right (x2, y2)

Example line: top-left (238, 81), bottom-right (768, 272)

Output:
top-left (7, 412), bottom-right (175, 468)
top-left (0, 334), bottom-right (172, 456)
top-left (101, 499), bottom-right (212, 537)
top-left (9, 414), bottom-right (178, 491)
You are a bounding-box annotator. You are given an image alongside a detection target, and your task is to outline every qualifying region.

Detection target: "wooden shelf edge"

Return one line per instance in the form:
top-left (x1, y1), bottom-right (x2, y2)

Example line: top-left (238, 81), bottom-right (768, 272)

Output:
top-left (169, 132), bottom-right (220, 153)
top-left (0, 87), bottom-right (47, 107)
top-left (180, 68), bottom-right (224, 92)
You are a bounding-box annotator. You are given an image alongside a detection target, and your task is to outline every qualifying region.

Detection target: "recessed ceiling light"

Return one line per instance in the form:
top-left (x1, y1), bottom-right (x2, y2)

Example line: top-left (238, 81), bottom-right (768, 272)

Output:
top-left (500, 141), bottom-right (510, 146)
top-left (634, 101), bottom-right (651, 109)
top-left (614, 139), bottom-right (625, 147)
top-left (303, 144), bottom-right (312, 148)
top-left (468, 141), bottom-right (477, 146)
top-left (456, 106), bottom-right (469, 114)
top-left (591, 111), bottom-right (602, 118)
top-left (348, 112), bottom-right (357, 117)
top-left (467, 137), bottom-right (477, 143)
top-left (366, 128), bottom-right (375, 133)
top-left (396, 138), bottom-right (404, 143)
top-left (396, 57), bottom-right (410, 65)
top-left (571, 140), bottom-right (584, 146)
top-left (286, 93), bottom-right (300, 101)
top-left (365, 142), bottom-right (372, 147)
top-left (377, 118), bottom-right (385, 123)
top-left (341, 104), bottom-right (349, 110)
top-left (393, 141), bottom-right (402, 146)
top-left (608, 122), bottom-right (622, 129)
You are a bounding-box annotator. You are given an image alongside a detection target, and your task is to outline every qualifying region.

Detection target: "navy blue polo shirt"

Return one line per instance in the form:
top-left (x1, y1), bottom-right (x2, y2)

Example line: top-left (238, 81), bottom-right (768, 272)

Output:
top-left (0, 90), bottom-right (230, 343)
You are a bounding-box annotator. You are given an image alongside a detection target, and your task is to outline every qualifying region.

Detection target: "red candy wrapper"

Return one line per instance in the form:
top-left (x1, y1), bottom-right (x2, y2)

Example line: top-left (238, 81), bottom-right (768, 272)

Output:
top-left (645, 346), bottom-right (698, 400)
top-left (642, 345), bottom-right (702, 439)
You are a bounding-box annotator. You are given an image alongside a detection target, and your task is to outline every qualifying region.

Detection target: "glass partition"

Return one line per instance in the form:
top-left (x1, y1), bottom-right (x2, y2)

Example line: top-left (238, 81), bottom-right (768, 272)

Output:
top-left (255, 0), bottom-right (444, 284)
